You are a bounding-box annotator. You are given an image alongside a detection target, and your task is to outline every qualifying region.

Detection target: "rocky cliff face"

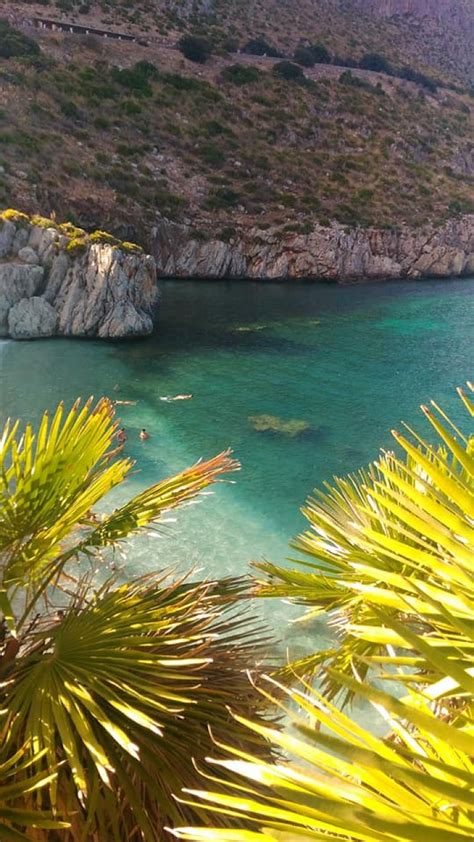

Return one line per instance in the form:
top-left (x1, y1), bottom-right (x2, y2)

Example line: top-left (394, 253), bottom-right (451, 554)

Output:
top-left (0, 219), bottom-right (158, 339)
top-left (151, 214), bottom-right (474, 283)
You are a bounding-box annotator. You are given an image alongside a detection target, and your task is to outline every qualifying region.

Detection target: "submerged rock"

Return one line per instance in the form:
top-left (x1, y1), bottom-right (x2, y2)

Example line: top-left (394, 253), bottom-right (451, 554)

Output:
top-left (249, 414), bottom-right (311, 437)
top-left (0, 218), bottom-right (158, 339)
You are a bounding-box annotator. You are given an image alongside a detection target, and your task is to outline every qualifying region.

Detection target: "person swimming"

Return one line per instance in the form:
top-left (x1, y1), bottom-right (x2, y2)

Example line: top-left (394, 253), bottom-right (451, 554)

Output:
top-left (116, 427), bottom-right (127, 444)
top-left (139, 429), bottom-right (150, 441)
top-left (160, 394), bottom-right (193, 402)
top-left (113, 400), bottom-right (137, 406)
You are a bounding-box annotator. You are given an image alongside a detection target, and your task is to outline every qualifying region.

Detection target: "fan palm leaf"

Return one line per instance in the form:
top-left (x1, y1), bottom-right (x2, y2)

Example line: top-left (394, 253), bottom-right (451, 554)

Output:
top-left (3, 576), bottom-right (275, 840)
top-left (253, 385), bottom-right (474, 705)
top-left (0, 722), bottom-right (69, 841)
top-left (171, 670), bottom-right (474, 842)
top-left (0, 397), bottom-right (239, 632)
top-left (0, 398), bottom-right (276, 839)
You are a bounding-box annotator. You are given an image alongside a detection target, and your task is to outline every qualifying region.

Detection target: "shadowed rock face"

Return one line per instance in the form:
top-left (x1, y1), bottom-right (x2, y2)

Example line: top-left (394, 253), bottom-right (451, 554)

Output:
top-left (0, 219), bottom-right (159, 340)
top-left (150, 215), bottom-right (474, 283)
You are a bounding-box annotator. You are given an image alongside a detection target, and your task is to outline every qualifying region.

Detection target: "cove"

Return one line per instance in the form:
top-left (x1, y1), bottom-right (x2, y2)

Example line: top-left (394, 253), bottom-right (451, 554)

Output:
top-left (0, 277), bottom-right (472, 665)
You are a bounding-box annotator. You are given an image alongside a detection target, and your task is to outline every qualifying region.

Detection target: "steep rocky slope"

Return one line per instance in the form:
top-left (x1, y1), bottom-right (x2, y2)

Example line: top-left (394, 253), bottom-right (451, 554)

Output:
top-left (0, 213), bottom-right (158, 338)
top-left (151, 213), bottom-right (474, 281)
top-left (0, 3), bottom-right (472, 287)
top-left (0, 26), bottom-right (472, 239)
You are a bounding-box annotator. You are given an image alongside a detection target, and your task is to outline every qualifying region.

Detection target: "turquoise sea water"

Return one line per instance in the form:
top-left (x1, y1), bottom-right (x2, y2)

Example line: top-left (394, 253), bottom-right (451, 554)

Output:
top-left (0, 277), bottom-right (473, 666)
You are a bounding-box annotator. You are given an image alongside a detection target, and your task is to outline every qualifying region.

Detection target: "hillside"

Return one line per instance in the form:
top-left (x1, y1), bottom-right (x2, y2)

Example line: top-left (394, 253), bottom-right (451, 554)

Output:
top-left (0, 2), bottom-right (472, 249)
top-left (355, 0), bottom-right (473, 86)
top-left (8, 0), bottom-right (473, 86)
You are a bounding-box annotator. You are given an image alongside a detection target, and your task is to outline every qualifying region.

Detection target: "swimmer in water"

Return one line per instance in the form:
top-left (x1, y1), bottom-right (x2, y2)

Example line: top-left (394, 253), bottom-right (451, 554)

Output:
top-left (116, 427), bottom-right (127, 444)
top-left (139, 429), bottom-right (150, 441)
top-left (160, 394), bottom-right (193, 402)
top-left (113, 400), bottom-right (137, 406)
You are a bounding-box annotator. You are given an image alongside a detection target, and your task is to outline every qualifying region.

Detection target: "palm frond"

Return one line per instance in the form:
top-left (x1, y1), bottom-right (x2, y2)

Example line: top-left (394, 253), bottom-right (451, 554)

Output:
top-left (172, 654), bottom-right (474, 841)
top-left (4, 576), bottom-right (275, 840)
top-left (253, 385), bottom-right (474, 705)
top-left (0, 723), bottom-right (68, 841)
top-left (0, 398), bottom-right (239, 632)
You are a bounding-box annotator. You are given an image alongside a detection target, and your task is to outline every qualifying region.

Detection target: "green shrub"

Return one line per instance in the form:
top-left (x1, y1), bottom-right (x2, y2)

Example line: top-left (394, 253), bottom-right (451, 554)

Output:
top-left (448, 197), bottom-right (474, 215)
top-left (59, 221), bottom-right (86, 238)
top-left (203, 120), bottom-right (232, 136)
top-left (178, 35), bottom-right (212, 64)
top-left (293, 46), bottom-right (315, 68)
top-left (272, 61), bottom-right (305, 82)
top-left (31, 214), bottom-right (57, 229)
top-left (120, 241), bottom-right (144, 253)
top-left (205, 187), bottom-right (240, 209)
top-left (221, 64), bottom-right (261, 86)
top-left (112, 62), bottom-right (158, 97)
top-left (359, 52), bottom-right (392, 74)
top-left (199, 143), bottom-right (226, 167)
top-left (153, 188), bottom-right (187, 220)
top-left (60, 100), bottom-right (82, 120)
top-left (219, 226), bottom-right (236, 242)
top-left (120, 99), bottom-right (142, 115)
top-left (89, 230), bottom-right (120, 246)
top-left (308, 43), bottom-right (331, 64)
top-left (398, 66), bottom-right (438, 92)
top-left (0, 19), bottom-right (40, 59)
top-left (1, 208), bottom-right (30, 224)
top-left (66, 237), bottom-right (88, 256)
top-left (93, 115), bottom-right (111, 129)
top-left (243, 37), bottom-right (282, 58)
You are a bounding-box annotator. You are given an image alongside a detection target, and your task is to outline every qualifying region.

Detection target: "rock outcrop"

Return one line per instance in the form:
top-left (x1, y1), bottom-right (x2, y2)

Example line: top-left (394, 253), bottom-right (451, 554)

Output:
top-left (150, 214), bottom-right (474, 283)
top-left (0, 218), bottom-right (158, 339)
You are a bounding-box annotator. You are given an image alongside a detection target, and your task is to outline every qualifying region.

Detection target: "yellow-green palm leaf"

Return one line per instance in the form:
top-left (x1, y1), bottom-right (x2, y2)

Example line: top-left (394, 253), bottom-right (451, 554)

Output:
top-left (172, 672), bottom-right (474, 842)
top-left (0, 724), bottom-right (69, 841)
top-left (254, 385), bottom-right (474, 705)
top-left (3, 577), bottom-right (275, 840)
top-left (0, 398), bottom-right (276, 839)
top-left (0, 397), bottom-right (238, 632)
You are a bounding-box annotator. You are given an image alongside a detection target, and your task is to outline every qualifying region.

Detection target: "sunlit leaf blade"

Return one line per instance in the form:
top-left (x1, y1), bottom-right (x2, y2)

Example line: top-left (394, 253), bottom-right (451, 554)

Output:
top-left (253, 386), bottom-right (474, 705)
top-left (0, 398), bottom-right (276, 839)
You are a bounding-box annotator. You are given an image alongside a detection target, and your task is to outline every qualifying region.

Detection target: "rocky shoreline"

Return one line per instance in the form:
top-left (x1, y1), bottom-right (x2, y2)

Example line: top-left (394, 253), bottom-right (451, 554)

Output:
top-left (0, 216), bottom-right (158, 339)
top-left (151, 214), bottom-right (474, 283)
top-left (0, 212), bottom-right (472, 340)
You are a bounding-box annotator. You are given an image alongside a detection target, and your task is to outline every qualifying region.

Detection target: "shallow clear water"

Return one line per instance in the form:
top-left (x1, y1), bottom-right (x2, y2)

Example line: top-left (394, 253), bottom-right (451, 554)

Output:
top-left (1, 277), bottom-right (473, 667)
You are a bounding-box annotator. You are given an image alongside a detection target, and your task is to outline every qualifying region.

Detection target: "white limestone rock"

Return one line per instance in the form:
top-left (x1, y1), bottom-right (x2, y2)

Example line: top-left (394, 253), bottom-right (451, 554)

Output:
top-left (18, 246), bottom-right (39, 264)
top-left (0, 263), bottom-right (44, 335)
top-left (8, 296), bottom-right (58, 339)
top-left (0, 220), bottom-right (16, 258)
top-left (0, 219), bottom-right (158, 339)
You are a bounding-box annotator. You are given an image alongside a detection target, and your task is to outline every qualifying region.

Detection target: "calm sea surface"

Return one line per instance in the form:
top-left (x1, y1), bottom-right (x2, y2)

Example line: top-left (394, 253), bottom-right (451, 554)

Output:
top-left (1, 278), bottom-right (473, 672)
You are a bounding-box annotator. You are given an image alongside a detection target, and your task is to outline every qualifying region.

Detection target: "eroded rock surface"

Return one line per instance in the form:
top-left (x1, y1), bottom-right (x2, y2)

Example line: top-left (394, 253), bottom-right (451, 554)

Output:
top-left (8, 297), bottom-right (58, 339)
top-left (0, 220), bottom-right (158, 339)
top-left (151, 215), bottom-right (474, 283)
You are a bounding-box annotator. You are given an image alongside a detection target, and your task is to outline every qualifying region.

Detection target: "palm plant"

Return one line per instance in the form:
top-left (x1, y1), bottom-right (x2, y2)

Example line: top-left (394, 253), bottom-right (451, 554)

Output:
top-left (253, 383), bottom-right (474, 706)
top-left (173, 668), bottom-right (474, 842)
top-left (171, 384), bottom-right (474, 842)
top-left (0, 398), bottom-right (275, 841)
top-left (0, 722), bottom-right (69, 841)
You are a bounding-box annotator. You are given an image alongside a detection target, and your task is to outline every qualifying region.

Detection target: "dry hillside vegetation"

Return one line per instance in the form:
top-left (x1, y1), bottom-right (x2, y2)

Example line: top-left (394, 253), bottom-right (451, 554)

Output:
top-left (0, 5), bottom-right (472, 243)
top-left (7, 0), bottom-right (473, 86)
